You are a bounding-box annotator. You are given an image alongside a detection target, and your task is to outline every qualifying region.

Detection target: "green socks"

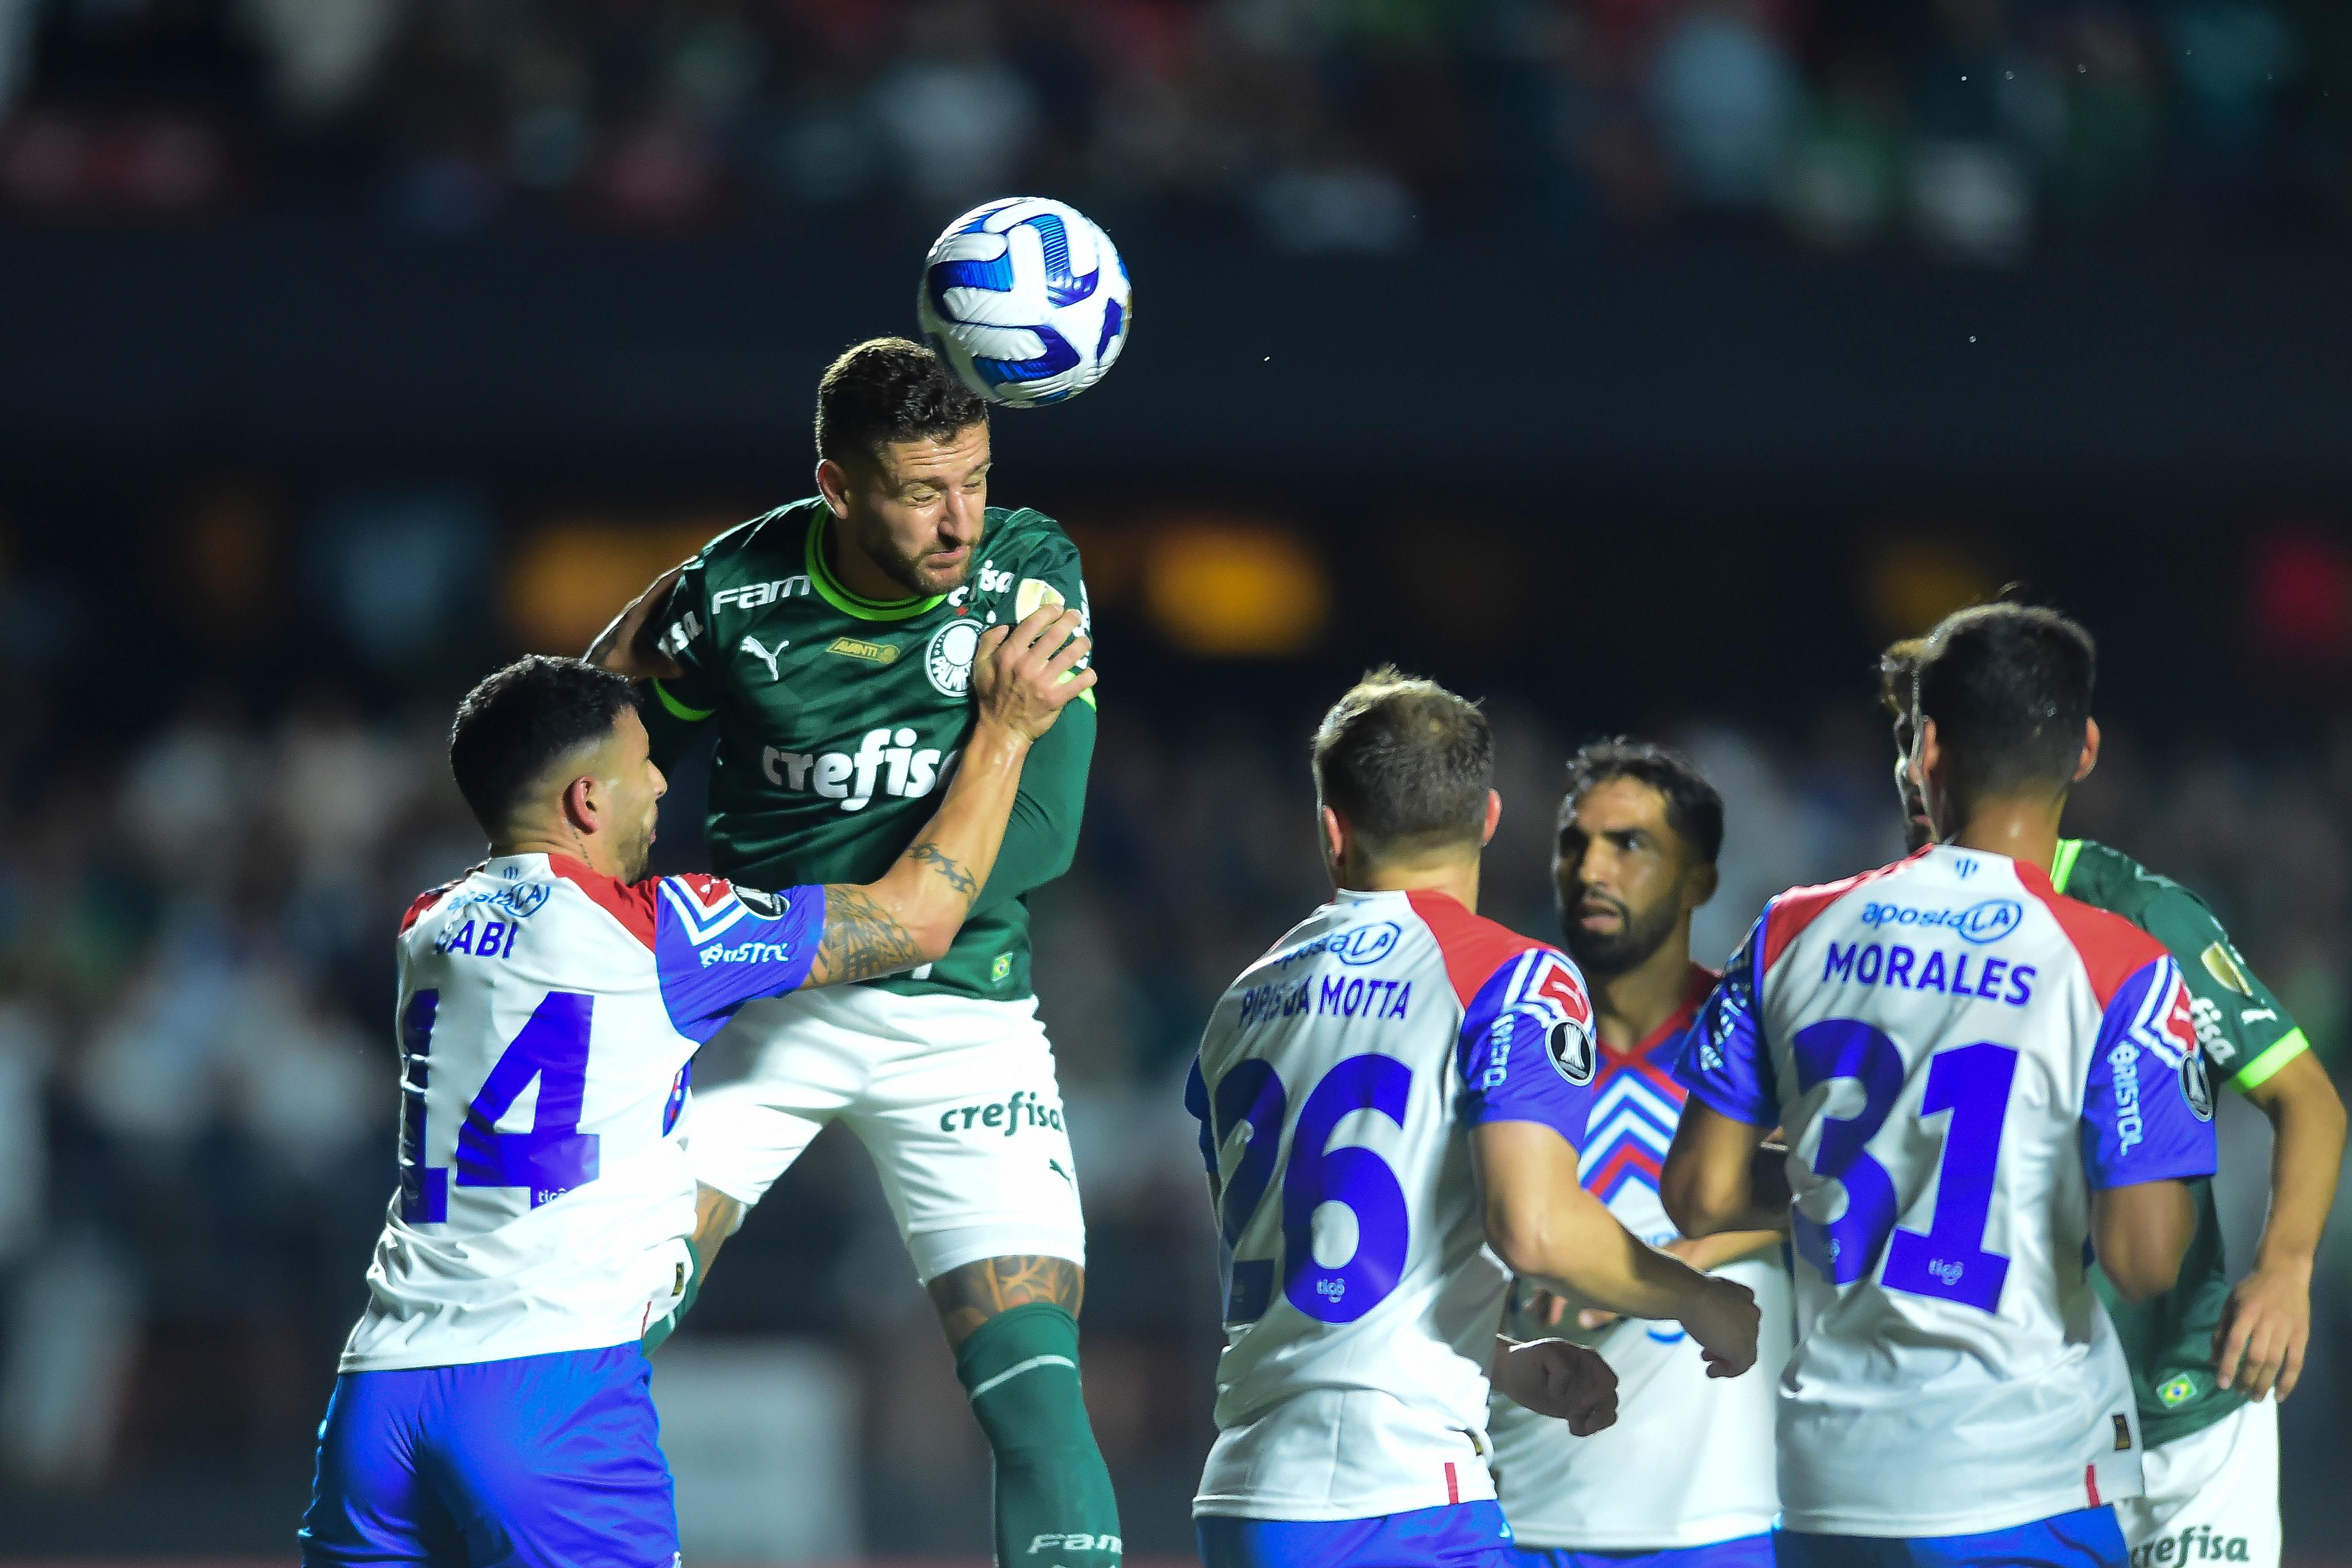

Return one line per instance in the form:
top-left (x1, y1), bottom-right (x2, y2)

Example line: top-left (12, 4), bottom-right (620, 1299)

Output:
top-left (954, 1301), bottom-right (1122, 1568)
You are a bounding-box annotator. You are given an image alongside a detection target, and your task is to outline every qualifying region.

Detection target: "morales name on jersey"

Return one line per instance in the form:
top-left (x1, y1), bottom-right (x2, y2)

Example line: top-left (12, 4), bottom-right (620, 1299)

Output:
top-left (1677, 844), bottom-right (2218, 1539)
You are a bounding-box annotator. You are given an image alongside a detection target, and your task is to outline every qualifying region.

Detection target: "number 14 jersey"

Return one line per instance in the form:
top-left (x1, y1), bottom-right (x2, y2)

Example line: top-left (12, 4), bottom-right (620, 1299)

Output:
top-left (1186, 888), bottom-right (1599, 1523)
top-left (341, 853), bottom-right (826, 1374)
top-left (1677, 844), bottom-right (2219, 1538)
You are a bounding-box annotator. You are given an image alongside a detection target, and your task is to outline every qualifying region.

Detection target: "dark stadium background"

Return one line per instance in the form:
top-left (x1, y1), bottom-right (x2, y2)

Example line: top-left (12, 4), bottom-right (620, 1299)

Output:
top-left (2, 0), bottom-right (2351, 1561)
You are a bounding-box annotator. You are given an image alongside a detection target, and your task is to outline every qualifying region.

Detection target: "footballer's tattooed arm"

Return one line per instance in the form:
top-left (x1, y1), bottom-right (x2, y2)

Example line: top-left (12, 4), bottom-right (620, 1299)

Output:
top-left (928, 1254), bottom-right (1087, 1349)
top-left (808, 883), bottom-right (931, 986)
top-left (907, 840), bottom-right (980, 898)
top-left (796, 607), bottom-right (1097, 988)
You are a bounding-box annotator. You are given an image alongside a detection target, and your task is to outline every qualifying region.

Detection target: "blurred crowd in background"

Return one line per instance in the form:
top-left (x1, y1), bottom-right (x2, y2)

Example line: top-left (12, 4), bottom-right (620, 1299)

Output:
top-left (2, 610), bottom-right (2350, 1547)
top-left (4, 0), bottom-right (2351, 258)
top-left (2, 0), bottom-right (2350, 1555)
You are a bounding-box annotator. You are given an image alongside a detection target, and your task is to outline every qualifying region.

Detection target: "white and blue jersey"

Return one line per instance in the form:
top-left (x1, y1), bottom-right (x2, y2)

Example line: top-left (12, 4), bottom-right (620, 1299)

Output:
top-left (1489, 964), bottom-right (1789, 1553)
top-left (1676, 846), bottom-right (2218, 1540)
top-left (305, 853), bottom-right (829, 1568)
top-left (1186, 887), bottom-right (1598, 1528)
top-left (341, 852), bottom-right (827, 1372)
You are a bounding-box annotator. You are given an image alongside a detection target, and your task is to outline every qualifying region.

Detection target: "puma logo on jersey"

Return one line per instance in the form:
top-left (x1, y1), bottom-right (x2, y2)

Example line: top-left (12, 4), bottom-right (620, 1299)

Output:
top-left (761, 726), bottom-right (953, 812)
top-left (740, 635), bottom-right (786, 681)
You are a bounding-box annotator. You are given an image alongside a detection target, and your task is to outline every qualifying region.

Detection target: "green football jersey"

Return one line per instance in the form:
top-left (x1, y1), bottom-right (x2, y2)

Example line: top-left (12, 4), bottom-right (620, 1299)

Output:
top-left (645, 496), bottom-right (1095, 1002)
top-left (2052, 836), bottom-right (2311, 1448)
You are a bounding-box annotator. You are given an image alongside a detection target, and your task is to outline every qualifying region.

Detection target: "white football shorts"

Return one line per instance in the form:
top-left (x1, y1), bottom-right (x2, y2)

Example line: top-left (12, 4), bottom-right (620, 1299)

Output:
top-left (683, 984), bottom-right (1085, 1283)
top-left (2115, 1398), bottom-right (2280, 1568)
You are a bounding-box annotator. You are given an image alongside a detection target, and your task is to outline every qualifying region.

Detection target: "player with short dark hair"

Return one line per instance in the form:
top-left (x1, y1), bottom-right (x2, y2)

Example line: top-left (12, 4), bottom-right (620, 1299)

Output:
top-left (1186, 670), bottom-right (1759, 1568)
top-left (447, 657), bottom-right (647, 852)
top-left (1875, 628), bottom-right (2344, 1568)
top-left (588, 336), bottom-right (1118, 1568)
top-left (302, 622), bottom-right (1090, 1568)
top-left (1490, 739), bottom-right (1789, 1568)
top-left (1665, 600), bottom-right (2220, 1568)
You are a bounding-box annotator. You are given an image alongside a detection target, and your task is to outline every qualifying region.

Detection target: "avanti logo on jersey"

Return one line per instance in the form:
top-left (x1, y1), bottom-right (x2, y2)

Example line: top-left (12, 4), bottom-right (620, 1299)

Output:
top-left (1858, 897), bottom-right (2023, 944)
top-left (710, 576), bottom-right (810, 613)
top-left (824, 635), bottom-right (899, 665)
top-left (762, 728), bottom-right (953, 812)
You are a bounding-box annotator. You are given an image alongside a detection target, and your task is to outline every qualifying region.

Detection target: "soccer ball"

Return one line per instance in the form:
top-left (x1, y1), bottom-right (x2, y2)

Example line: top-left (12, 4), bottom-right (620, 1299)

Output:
top-left (917, 197), bottom-right (1132, 408)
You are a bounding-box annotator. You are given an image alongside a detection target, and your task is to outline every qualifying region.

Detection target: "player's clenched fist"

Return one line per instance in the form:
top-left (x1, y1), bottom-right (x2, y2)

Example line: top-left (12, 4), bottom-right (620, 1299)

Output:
top-left (1491, 1338), bottom-right (1620, 1437)
top-left (1682, 1274), bottom-right (1762, 1379)
top-left (972, 606), bottom-right (1094, 740)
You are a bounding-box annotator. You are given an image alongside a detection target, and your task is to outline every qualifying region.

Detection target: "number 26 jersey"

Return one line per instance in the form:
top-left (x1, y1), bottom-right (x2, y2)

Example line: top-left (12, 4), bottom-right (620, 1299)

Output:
top-left (1185, 888), bottom-right (1598, 1523)
top-left (1677, 844), bottom-right (2218, 1538)
top-left (341, 853), bottom-right (826, 1374)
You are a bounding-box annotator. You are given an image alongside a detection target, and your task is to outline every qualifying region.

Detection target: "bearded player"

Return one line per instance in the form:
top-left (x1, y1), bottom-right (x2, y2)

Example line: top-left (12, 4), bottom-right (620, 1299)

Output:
top-left (1188, 671), bottom-right (1759, 1568)
top-left (589, 339), bottom-right (1117, 1566)
top-left (1489, 741), bottom-right (1790, 1568)
top-left (1877, 635), bottom-right (2344, 1568)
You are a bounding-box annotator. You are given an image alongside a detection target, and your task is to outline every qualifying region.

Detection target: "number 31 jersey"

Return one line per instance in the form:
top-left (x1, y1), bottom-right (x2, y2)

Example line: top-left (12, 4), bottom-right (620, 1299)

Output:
top-left (340, 852), bottom-right (825, 1373)
top-left (1677, 844), bottom-right (2218, 1538)
top-left (1185, 888), bottom-right (1598, 1523)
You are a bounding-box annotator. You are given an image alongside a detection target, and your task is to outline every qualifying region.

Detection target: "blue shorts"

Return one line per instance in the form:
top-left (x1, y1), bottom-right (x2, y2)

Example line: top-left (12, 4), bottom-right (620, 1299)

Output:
top-left (300, 1344), bottom-right (677, 1568)
top-left (1773, 1509), bottom-right (2126, 1568)
top-left (1199, 1501), bottom-right (1520, 1568)
top-left (1519, 1534), bottom-right (1777, 1568)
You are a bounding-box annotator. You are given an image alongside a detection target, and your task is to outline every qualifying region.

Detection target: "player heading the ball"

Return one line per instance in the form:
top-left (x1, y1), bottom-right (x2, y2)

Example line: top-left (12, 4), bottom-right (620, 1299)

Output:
top-left (1186, 668), bottom-right (1759, 1568)
top-left (1663, 603), bottom-right (2218, 1568)
top-left (299, 614), bottom-right (1089, 1568)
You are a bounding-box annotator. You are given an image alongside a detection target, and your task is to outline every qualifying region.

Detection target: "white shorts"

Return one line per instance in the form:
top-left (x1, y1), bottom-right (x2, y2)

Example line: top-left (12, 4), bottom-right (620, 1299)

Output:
top-left (683, 985), bottom-right (1085, 1283)
top-left (2115, 1399), bottom-right (2281, 1568)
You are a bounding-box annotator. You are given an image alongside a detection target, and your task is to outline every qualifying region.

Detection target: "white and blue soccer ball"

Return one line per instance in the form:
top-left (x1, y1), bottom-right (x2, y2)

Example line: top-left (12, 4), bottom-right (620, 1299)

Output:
top-left (917, 196), bottom-right (1131, 408)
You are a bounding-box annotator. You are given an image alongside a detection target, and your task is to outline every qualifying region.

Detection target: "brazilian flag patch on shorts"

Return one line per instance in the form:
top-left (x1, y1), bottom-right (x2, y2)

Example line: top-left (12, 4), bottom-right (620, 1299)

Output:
top-left (2158, 1373), bottom-right (2198, 1407)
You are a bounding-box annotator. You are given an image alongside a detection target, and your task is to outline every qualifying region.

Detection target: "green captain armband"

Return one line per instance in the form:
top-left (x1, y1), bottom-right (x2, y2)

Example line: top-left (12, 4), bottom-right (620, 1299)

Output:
top-left (652, 680), bottom-right (715, 724)
top-left (2231, 1027), bottom-right (2309, 1093)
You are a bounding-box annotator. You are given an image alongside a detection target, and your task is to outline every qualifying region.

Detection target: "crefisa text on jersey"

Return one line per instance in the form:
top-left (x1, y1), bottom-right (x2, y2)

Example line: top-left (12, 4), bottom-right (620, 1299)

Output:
top-left (761, 727), bottom-right (957, 812)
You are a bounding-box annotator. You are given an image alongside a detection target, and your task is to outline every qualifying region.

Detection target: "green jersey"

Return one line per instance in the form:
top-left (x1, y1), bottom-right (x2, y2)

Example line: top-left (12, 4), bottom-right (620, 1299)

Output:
top-left (643, 497), bottom-right (1096, 1002)
top-left (2052, 836), bottom-right (2311, 1448)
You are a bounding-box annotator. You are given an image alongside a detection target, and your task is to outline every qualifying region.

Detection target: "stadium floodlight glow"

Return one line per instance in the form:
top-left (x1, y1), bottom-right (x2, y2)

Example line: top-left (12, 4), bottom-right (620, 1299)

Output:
top-left (917, 196), bottom-right (1132, 408)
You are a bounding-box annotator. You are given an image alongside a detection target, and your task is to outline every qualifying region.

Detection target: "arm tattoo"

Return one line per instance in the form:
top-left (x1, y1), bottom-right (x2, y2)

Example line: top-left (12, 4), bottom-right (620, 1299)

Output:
top-left (927, 1254), bottom-right (1087, 1348)
top-left (811, 883), bottom-right (926, 985)
top-left (907, 840), bottom-right (979, 900)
